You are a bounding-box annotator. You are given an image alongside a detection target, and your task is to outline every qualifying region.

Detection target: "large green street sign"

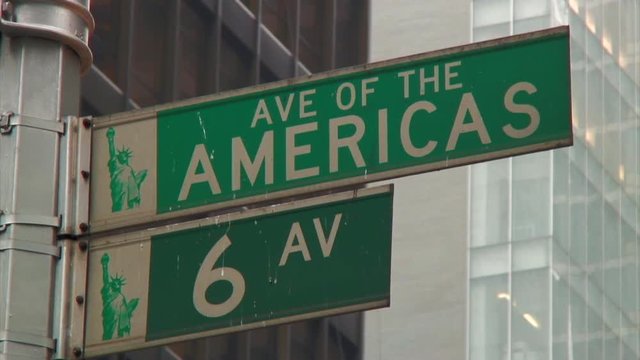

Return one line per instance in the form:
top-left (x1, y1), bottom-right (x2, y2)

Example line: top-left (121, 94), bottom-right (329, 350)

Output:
top-left (89, 26), bottom-right (571, 233)
top-left (84, 186), bottom-right (393, 356)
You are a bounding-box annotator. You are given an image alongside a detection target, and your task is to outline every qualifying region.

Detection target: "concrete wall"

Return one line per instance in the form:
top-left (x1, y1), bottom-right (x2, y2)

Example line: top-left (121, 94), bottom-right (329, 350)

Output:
top-left (364, 1), bottom-right (471, 359)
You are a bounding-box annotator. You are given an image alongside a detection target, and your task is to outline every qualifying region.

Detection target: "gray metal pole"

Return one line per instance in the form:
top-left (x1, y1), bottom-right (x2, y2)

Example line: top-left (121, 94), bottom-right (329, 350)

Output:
top-left (0, 0), bottom-right (93, 359)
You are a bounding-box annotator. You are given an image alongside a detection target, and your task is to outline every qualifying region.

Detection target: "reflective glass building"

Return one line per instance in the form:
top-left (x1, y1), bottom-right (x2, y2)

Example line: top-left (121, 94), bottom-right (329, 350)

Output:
top-left (470, 1), bottom-right (640, 359)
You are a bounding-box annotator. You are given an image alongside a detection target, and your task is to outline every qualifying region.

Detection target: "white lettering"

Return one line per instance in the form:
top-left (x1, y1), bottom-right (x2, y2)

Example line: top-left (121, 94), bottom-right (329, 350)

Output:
top-left (313, 213), bottom-right (342, 258)
top-left (329, 115), bottom-right (366, 173)
top-left (193, 235), bottom-right (246, 318)
top-left (419, 66), bottom-right (439, 95)
top-left (400, 101), bottom-right (438, 157)
top-left (337, 82), bottom-right (356, 110)
top-left (503, 82), bottom-right (540, 139)
top-left (279, 222), bottom-right (312, 266)
top-left (299, 89), bottom-right (317, 118)
top-left (361, 77), bottom-right (379, 106)
top-left (275, 93), bottom-right (295, 122)
top-left (251, 99), bottom-right (272, 128)
top-left (447, 92), bottom-right (491, 151)
top-left (445, 61), bottom-right (463, 90)
top-left (378, 109), bottom-right (388, 164)
top-left (178, 144), bottom-right (221, 201)
top-left (397, 70), bottom-right (415, 99)
top-left (286, 122), bottom-right (319, 180)
top-left (231, 131), bottom-right (274, 191)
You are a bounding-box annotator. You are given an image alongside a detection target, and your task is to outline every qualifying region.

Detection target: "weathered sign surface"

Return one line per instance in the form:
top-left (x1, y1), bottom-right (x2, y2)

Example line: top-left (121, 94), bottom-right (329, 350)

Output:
top-left (89, 26), bottom-right (571, 233)
top-left (84, 186), bottom-right (393, 356)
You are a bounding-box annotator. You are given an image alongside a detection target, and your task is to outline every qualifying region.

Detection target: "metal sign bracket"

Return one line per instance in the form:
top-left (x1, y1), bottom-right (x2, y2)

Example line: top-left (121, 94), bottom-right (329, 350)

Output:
top-left (58, 116), bottom-right (91, 236)
top-left (54, 114), bottom-right (91, 359)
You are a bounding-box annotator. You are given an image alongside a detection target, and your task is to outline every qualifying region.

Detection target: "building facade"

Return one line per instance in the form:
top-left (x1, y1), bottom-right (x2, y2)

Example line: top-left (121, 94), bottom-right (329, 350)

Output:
top-left (364, 1), bottom-right (470, 359)
top-left (469, 1), bottom-right (640, 359)
top-left (84, 1), bottom-right (369, 359)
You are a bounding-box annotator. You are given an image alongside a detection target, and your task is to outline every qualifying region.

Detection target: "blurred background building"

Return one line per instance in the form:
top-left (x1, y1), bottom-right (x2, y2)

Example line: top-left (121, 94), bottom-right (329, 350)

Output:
top-left (83, 1), bottom-right (640, 359)
top-left (467, 1), bottom-right (639, 360)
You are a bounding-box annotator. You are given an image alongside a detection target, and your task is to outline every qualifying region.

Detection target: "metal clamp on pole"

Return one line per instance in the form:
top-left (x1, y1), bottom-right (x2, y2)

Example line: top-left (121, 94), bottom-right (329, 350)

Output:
top-left (0, 0), bottom-right (95, 73)
top-left (0, 330), bottom-right (55, 350)
top-left (0, 111), bottom-right (65, 134)
top-left (0, 239), bottom-right (60, 257)
top-left (0, 210), bottom-right (61, 232)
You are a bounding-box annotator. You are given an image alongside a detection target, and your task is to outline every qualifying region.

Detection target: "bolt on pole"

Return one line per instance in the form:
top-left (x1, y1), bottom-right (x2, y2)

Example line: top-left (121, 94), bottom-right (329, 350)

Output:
top-left (0, 1), bottom-right (93, 359)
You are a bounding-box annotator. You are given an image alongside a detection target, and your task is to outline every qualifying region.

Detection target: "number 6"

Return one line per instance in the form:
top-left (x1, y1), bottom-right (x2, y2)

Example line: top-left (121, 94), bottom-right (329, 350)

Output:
top-left (193, 235), bottom-right (246, 317)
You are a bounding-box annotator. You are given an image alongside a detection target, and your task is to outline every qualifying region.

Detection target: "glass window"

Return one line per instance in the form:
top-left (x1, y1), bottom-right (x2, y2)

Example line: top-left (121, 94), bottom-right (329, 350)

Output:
top-left (512, 152), bottom-right (551, 241)
top-left (299, 1), bottom-right (330, 72)
top-left (586, 181), bottom-right (603, 290)
top-left (90, 0), bottom-right (123, 86)
top-left (470, 275), bottom-right (509, 360)
top-left (620, 102), bottom-right (638, 200)
top-left (177, 1), bottom-right (215, 100)
top-left (620, 221), bottom-right (637, 320)
top-left (512, 269), bottom-right (550, 360)
top-left (586, 283), bottom-right (604, 348)
top-left (603, 203), bottom-right (621, 262)
top-left (130, 0), bottom-right (171, 107)
top-left (219, 27), bottom-right (254, 91)
top-left (602, 80), bottom-right (622, 188)
top-left (248, 327), bottom-right (277, 359)
top-left (262, 0), bottom-right (296, 50)
top-left (471, 244), bottom-right (509, 278)
top-left (570, 20), bottom-right (586, 132)
top-left (603, 305), bottom-right (621, 360)
top-left (282, 0), bottom-right (369, 73)
top-left (471, 159), bottom-right (510, 247)
top-left (619, 0), bottom-right (639, 80)
top-left (474, 0), bottom-right (510, 28)
top-left (569, 163), bottom-right (587, 266)
top-left (513, 238), bottom-right (550, 271)
top-left (473, 23), bottom-right (510, 42)
top-left (514, 15), bottom-right (551, 34)
top-left (569, 274), bottom-right (588, 358)
top-left (552, 278), bottom-right (569, 360)
top-left (335, 0), bottom-right (368, 68)
top-left (513, 0), bottom-right (551, 33)
top-left (554, 150), bottom-right (570, 251)
top-left (602, 0), bottom-right (620, 59)
top-left (623, 328), bottom-right (639, 360)
top-left (514, 0), bottom-right (549, 20)
top-left (584, 0), bottom-right (603, 38)
top-left (585, 60), bottom-right (604, 168)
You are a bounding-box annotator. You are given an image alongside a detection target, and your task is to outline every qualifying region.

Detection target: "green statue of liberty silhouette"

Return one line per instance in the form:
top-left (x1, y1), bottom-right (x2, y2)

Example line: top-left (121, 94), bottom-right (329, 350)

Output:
top-left (107, 127), bottom-right (148, 212)
top-left (101, 253), bottom-right (140, 340)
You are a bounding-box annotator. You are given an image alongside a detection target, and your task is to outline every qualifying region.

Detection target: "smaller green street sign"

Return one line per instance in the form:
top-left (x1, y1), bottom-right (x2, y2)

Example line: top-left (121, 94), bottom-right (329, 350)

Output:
top-left (89, 26), bottom-right (571, 233)
top-left (84, 185), bottom-right (393, 356)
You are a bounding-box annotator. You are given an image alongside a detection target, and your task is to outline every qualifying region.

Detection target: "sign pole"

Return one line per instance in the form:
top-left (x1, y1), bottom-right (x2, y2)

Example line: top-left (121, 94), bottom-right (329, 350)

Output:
top-left (0, 1), bottom-right (93, 359)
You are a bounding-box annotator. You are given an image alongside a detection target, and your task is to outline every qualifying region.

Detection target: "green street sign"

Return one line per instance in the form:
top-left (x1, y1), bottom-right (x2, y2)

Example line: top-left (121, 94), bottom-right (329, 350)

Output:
top-left (90, 26), bottom-right (571, 232)
top-left (84, 186), bottom-right (393, 356)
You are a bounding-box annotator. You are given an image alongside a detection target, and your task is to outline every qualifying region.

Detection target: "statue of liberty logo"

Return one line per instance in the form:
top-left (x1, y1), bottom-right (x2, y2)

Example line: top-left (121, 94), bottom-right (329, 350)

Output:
top-left (107, 127), bottom-right (148, 212)
top-left (101, 253), bottom-right (140, 340)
